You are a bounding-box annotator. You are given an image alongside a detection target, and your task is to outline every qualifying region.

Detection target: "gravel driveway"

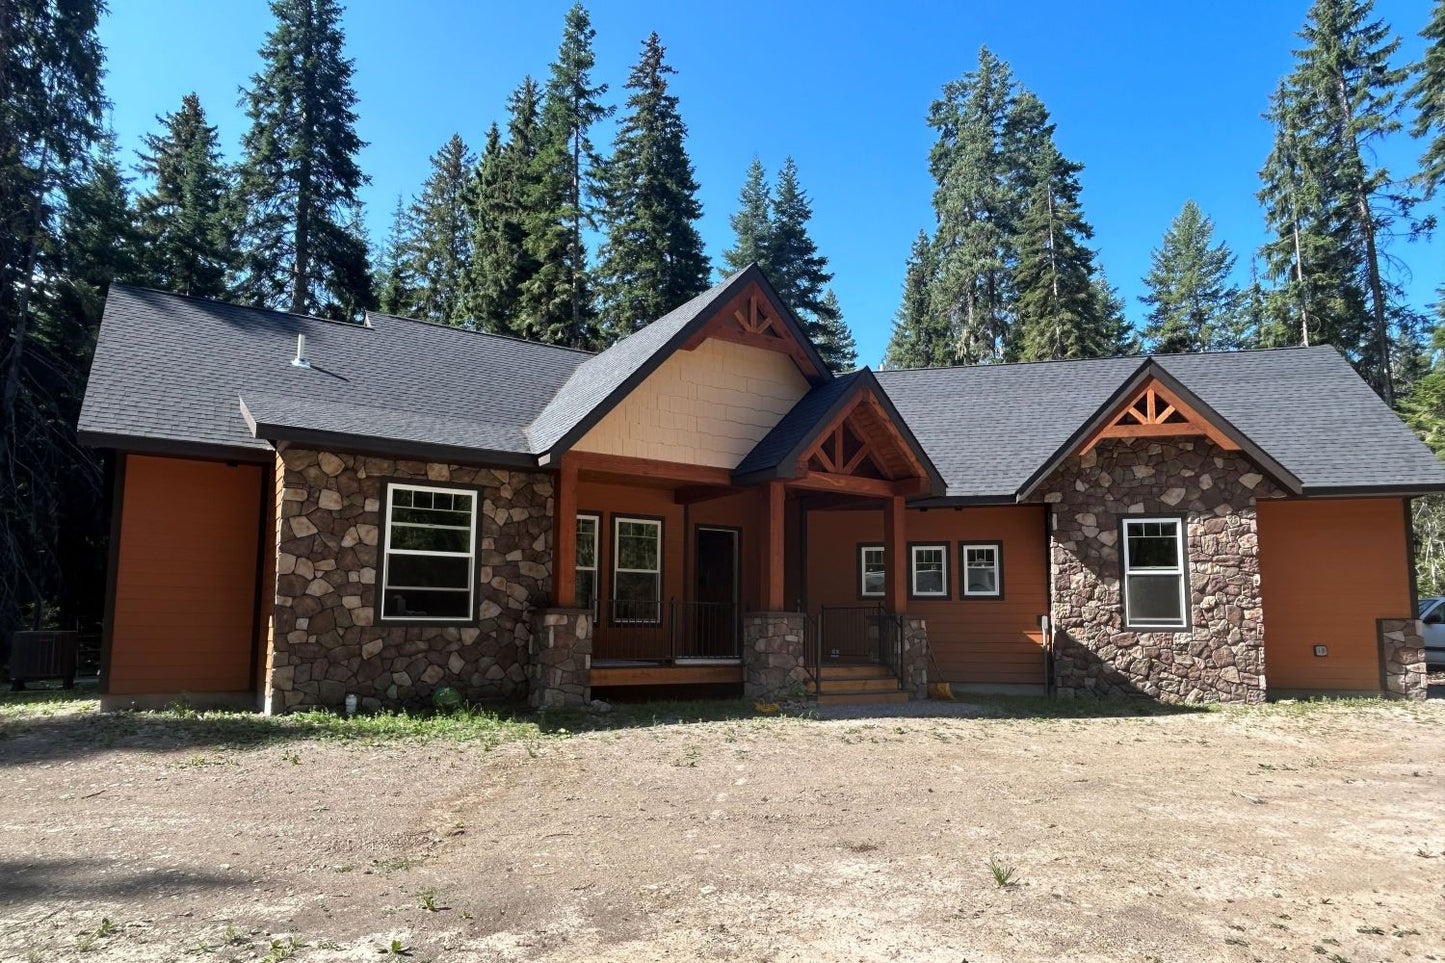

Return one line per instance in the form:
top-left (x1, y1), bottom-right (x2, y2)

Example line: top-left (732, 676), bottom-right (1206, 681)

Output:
top-left (1, 696), bottom-right (1441, 962)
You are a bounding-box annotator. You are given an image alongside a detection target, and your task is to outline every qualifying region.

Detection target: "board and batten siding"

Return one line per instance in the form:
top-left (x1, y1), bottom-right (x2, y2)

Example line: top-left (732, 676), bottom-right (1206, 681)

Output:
top-left (572, 337), bottom-right (811, 468)
top-left (1257, 497), bottom-right (1413, 692)
top-left (805, 505), bottom-right (1049, 685)
top-left (108, 454), bottom-right (265, 696)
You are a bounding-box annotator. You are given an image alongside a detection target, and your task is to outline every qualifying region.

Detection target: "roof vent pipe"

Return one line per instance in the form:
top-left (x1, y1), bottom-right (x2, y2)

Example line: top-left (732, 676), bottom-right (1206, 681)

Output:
top-left (291, 333), bottom-right (310, 369)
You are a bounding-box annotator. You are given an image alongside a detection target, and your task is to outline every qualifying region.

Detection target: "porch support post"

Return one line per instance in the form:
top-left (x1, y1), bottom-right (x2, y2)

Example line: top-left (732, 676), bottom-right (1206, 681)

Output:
top-left (553, 453), bottom-right (578, 608)
top-left (883, 493), bottom-right (906, 614)
top-left (763, 480), bottom-right (786, 611)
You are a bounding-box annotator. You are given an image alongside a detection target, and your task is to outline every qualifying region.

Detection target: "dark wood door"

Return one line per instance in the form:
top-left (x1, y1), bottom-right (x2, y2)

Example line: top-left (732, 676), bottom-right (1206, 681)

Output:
top-left (690, 527), bottom-right (739, 658)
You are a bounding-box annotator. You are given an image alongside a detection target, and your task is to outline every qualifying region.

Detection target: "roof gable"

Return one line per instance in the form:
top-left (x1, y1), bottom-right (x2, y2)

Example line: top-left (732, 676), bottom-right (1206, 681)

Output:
top-left (525, 265), bottom-right (831, 459)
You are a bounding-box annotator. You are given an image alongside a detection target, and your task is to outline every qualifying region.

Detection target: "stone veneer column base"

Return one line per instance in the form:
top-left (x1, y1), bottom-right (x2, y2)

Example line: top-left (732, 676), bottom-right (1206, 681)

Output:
top-left (530, 608), bottom-right (592, 709)
top-left (742, 612), bottom-right (809, 701)
top-left (1378, 618), bottom-right (1427, 700)
top-left (899, 616), bottom-right (928, 699)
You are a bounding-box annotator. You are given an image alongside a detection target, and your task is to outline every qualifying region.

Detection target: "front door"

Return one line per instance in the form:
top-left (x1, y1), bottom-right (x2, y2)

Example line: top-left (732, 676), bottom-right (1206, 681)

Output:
top-left (690, 527), bottom-right (739, 659)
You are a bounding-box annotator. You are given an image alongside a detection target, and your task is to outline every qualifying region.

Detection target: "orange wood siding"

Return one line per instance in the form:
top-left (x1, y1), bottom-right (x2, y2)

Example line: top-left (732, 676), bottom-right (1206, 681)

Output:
top-left (108, 455), bottom-right (264, 695)
top-left (806, 505), bottom-right (1049, 684)
top-left (1258, 497), bottom-right (1412, 692)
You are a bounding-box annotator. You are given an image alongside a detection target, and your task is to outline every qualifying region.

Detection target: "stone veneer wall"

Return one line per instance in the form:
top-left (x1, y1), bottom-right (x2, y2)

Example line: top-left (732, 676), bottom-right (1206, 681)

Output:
top-left (1377, 618), bottom-right (1428, 700)
top-left (899, 617), bottom-right (928, 699)
top-left (532, 608), bottom-right (592, 708)
top-left (1038, 438), bottom-right (1281, 704)
top-left (266, 449), bottom-right (553, 713)
top-left (742, 612), bottom-right (809, 701)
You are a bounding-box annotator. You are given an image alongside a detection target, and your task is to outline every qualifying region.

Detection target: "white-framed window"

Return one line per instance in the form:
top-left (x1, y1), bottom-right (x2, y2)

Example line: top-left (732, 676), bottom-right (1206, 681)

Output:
top-left (1122, 517), bottom-right (1188, 629)
top-left (612, 516), bottom-right (662, 623)
top-left (859, 545), bottom-right (885, 597)
top-left (910, 544), bottom-right (949, 598)
top-left (380, 482), bottom-right (477, 622)
top-left (961, 542), bottom-right (1002, 598)
top-left (576, 514), bottom-right (600, 615)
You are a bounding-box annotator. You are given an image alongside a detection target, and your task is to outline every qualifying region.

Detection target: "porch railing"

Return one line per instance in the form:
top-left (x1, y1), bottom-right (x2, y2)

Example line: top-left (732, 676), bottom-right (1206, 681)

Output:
top-left (594, 599), bottom-right (741, 662)
top-left (811, 605), bottom-right (905, 686)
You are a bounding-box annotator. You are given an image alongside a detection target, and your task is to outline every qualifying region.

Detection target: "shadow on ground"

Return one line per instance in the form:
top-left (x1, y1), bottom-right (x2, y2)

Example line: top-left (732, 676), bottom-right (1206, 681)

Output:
top-left (0, 856), bottom-right (241, 910)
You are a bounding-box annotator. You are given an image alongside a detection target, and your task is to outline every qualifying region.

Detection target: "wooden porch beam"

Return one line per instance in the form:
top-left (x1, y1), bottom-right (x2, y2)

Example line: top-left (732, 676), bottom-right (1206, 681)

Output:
top-left (787, 470), bottom-right (914, 499)
top-left (569, 451), bottom-right (733, 487)
top-left (553, 453), bottom-right (578, 608)
top-left (673, 485), bottom-right (736, 506)
top-left (882, 493), bottom-right (906, 615)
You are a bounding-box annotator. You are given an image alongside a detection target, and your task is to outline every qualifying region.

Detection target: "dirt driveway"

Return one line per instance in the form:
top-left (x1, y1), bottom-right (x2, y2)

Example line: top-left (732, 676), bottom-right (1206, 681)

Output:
top-left (0, 696), bottom-right (1441, 962)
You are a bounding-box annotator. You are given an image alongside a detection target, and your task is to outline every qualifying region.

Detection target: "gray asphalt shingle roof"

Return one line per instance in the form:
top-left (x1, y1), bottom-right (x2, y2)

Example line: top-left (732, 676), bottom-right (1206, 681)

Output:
top-left (78, 285), bottom-right (589, 458)
top-left (875, 346), bottom-right (1445, 498)
top-left (80, 285), bottom-right (1445, 498)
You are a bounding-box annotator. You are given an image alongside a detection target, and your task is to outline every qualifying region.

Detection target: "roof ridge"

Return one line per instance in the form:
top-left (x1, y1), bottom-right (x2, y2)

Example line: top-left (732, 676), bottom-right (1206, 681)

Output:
top-left (365, 309), bottom-right (599, 357)
top-left (110, 283), bottom-right (371, 329)
top-left (875, 344), bottom-right (1328, 376)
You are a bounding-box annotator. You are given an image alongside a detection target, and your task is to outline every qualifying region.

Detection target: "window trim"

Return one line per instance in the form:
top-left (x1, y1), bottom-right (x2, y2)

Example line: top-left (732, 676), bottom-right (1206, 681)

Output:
top-left (1119, 515), bottom-right (1191, 631)
top-left (907, 542), bottom-right (951, 600)
top-left (575, 511), bottom-right (601, 616)
top-left (378, 479), bottom-right (480, 626)
top-left (857, 543), bottom-right (885, 599)
top-left (959, 540), bottom-right (1005, 600)
top-left (609, 513), bottom-right (664, 626)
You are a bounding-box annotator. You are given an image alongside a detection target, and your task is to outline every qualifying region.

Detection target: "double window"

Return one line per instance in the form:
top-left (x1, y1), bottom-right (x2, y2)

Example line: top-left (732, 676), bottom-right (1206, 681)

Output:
top-left (613, 516), bottom-right (662, 623)
top-left (1122, 517), bottom-right (1189, 629)
top-left (380, 483), bottom-right (477, 622)
top-left (909, 544), bottom-right (949, 598)
top-left (576, 514), bottom-right (600, 615)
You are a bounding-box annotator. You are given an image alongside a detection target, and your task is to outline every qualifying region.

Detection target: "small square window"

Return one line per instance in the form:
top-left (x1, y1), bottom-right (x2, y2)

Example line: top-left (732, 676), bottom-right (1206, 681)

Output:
top-left (910, 544), bottom-right (948, 598)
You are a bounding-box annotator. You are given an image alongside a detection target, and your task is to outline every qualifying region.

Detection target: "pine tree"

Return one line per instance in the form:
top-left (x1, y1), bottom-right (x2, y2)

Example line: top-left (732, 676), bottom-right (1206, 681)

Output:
top-left (1262, 0), bottom-right (1420, 404)
top-left (884, 230), bottom-right (950, 368)
top-left (134, 93), bottom-right (233, 299)
top-left (521, 3), bottom-right (610, 347)
top-left (1091, 269), bottom-right (1137, 356)
top-left (400, 134), bottom-right (474, 325)
top-left (1409, 0), bottom-right (1445, 197)
top-left (465, 79), bottom-right (544, 334)
top-left (926, 46), bottom-right (1018, 364)
top-left (722, 157), bottom-right (772, 275)
top-left (815, 290), bottom-right (858, 371)
top-left (235, 0), bottom-right (372, 319)
top-left (1009, 135), bottom-right (1107, 362)
top-left (376, 194), bottom-right (414, 315)
top-left (1139, 201), bottom-right (1242, 353)
top-left (766, 158), bottom-right (857, 372)
top-left (0, 0), bottom-right (107, 634)
top-left (596, 33), bottom-right (710, 340)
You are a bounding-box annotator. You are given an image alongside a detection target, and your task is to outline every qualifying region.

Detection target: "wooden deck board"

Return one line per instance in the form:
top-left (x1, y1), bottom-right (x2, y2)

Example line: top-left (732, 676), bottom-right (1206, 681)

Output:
top-left (591, 663), bottom-right (743, 687)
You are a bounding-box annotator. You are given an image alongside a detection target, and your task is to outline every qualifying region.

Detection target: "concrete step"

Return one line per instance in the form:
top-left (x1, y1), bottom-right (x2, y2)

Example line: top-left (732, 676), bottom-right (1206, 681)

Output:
top-left (816, 689), bottom-right (910, 706)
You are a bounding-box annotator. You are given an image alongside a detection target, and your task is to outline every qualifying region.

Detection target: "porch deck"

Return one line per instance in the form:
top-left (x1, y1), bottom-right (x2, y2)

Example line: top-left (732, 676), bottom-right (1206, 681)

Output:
top-left (591, 660), bottom-right (744, 687)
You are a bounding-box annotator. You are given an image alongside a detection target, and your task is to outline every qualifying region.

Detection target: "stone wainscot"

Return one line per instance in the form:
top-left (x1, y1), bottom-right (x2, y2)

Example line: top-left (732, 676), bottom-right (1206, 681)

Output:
top-left (266, 449), bottom-right (553, 713)
top-left (1036, 438), bottom-right (1281, 704)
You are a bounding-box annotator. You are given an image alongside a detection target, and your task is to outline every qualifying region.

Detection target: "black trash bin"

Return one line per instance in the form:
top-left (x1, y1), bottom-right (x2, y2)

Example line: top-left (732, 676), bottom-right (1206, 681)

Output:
top-left (8, 630), bottom-right (78, 690)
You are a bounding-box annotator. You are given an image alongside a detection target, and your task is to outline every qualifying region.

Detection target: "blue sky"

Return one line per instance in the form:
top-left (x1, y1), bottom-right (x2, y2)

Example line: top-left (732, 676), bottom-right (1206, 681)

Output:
top-left (99, 1), bottom-right (1440, 364)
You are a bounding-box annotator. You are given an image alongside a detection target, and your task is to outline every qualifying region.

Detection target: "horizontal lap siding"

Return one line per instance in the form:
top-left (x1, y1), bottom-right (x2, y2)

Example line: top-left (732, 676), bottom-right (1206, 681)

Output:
top-left (1258, 497), bottom-right (1411, 691)
top-left (806, 505), bottom-right (1048, 684)
top-left (109, 455), bottom-right (264, 694)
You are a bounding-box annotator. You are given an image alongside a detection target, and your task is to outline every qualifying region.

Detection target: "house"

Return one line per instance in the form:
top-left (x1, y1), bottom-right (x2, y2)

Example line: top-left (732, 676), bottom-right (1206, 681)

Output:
top-left (77, 265), bottom-right (1439, 712)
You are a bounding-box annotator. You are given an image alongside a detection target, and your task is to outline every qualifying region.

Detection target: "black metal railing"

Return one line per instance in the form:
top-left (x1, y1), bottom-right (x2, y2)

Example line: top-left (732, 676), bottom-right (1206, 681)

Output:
top-left (594, 599), bottom-right (741, 662)
top-left (811, 605), bottom-right (905, 688)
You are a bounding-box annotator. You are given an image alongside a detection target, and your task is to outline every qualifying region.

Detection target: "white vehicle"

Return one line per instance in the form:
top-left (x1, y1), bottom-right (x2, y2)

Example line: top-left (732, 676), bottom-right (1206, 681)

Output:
top-left (1418, 597), bottom-right (1445, 667)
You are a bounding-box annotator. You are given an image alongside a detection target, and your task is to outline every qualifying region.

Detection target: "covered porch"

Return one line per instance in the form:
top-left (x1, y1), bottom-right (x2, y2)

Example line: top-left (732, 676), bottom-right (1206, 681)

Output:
top-left (538, 371), bottom-right (943, 703)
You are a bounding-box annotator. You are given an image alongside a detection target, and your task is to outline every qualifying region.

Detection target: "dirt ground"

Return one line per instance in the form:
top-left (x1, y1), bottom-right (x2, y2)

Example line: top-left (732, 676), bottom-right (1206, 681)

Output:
top-left (1, 697), bottom-right (1442, 963)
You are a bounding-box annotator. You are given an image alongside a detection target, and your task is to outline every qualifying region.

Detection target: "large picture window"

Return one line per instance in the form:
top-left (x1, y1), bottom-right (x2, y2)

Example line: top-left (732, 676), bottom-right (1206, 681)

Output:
top-left (858, 544), bottom-right (885, 598)
top-left (576, 514), bottom-right (599, 615)
top-left (1122, 517), bottom-right (1188, 629)
top-left (380, 483), bottom-right (477, 622)
top-left (961, 542), bottom-right (1002, 598)
top-left (612, 516), bottom-right (662, 623)
top-left (909, 544), bottom-right (949, 598)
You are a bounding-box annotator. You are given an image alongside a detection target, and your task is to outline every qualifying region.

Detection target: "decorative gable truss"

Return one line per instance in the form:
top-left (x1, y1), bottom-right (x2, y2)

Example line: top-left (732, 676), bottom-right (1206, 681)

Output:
top-left (1076, 377), bottom-right (1241, 456)
top-left (680, 283), bottom-right (823, 379)
top-left (792, 391), bottom-right (933, 497)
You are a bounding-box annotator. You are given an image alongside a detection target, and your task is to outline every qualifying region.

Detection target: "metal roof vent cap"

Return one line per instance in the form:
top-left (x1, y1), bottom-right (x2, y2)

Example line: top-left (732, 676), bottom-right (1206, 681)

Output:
top-left (291, 333), bottom-right (311, 369)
